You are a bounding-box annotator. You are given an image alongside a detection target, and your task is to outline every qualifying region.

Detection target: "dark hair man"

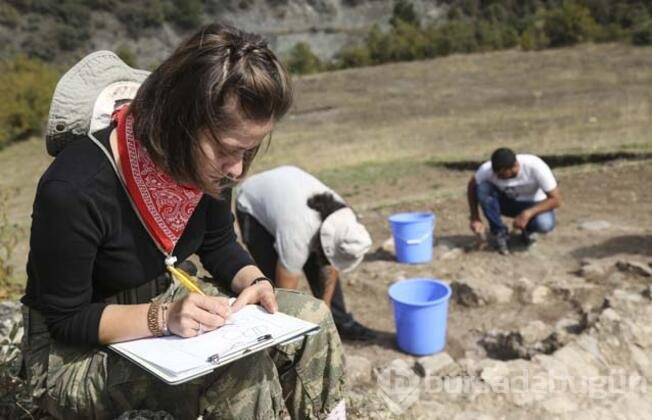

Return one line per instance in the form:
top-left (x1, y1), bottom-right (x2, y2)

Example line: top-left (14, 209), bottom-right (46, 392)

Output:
top-left (467, 148), bottom-right (562, 254)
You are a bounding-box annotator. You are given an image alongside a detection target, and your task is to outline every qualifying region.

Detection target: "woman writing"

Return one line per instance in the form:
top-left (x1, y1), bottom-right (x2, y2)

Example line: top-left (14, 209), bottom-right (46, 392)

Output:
top-left (21, 23), bottom-right (345, 419)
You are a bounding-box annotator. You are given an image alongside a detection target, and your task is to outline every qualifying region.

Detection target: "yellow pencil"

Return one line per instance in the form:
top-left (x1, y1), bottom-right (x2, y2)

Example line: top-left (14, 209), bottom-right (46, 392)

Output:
top-left (167, 266), bottom-right (206, 296)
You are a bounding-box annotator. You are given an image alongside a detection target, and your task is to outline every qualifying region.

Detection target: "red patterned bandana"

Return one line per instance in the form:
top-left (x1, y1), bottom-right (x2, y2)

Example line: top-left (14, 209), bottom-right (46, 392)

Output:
top-left (114, 106), bottom-right (202, 255)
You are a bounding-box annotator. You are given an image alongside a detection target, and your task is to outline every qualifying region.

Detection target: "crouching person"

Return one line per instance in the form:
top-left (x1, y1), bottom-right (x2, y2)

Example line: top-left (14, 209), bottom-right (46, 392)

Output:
top-left (467, 148), bottom-right (561, 255)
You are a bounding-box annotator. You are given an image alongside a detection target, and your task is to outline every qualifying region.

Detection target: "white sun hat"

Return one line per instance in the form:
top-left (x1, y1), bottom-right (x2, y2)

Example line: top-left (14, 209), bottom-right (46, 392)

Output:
top-left (45, 50), bottom-right (150, 156)
top-left (320, 208), bottom-right (372, 273)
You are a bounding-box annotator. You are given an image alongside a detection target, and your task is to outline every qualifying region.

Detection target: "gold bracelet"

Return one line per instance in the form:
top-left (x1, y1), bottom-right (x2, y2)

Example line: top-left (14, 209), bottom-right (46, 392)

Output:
top-left (147, 302), bottom-right (163, 337)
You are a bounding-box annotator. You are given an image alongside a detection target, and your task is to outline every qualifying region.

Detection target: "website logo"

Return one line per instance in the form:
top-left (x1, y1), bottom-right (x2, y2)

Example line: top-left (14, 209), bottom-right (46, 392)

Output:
top-left (376, 359), bottom-right (420, 415)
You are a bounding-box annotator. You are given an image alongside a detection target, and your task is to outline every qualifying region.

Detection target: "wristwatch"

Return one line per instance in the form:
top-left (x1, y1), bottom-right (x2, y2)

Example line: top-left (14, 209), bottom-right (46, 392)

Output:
top-left (251, 276), bottom-right (275, 290)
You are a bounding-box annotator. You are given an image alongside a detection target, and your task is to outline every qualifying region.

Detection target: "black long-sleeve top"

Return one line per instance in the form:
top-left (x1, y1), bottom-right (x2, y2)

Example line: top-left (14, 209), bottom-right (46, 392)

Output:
top-left (21, 127), bottom-right (253, 346)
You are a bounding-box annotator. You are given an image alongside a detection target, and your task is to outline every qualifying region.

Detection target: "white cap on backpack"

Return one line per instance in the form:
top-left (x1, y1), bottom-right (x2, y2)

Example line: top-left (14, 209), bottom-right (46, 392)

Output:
top-left (45, 50), bottom-right (150, 156)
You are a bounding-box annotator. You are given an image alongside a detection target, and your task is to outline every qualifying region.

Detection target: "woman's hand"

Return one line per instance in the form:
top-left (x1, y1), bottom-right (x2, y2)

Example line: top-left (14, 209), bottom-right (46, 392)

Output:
top-left (167, 294), bottom-right (232, 337)
top-left (231, 280), bottom-right (278, 314)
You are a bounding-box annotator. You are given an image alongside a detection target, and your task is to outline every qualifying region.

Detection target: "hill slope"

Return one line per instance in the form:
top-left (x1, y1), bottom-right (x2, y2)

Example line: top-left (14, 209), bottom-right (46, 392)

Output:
top-left (0, 0), bottom-right (445, 65)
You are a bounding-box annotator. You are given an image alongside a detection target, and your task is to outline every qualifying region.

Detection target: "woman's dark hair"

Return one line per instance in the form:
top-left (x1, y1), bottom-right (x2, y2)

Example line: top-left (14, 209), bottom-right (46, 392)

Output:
top-left (129, 22), bottom-right (293, 196)
top-left (307, 192), bottom-right (347, 221)
top-left (491, 147), bottom-right (517, 172)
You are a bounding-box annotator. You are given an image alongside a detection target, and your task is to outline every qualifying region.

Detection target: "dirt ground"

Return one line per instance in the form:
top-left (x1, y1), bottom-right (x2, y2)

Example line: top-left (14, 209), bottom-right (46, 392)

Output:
top-left (328, 159), bottom-right (652, 418)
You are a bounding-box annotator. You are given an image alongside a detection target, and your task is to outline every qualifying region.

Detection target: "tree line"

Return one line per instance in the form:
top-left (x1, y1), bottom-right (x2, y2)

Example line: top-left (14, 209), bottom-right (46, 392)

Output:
top-left (287, 0), bottom-right (652, 74)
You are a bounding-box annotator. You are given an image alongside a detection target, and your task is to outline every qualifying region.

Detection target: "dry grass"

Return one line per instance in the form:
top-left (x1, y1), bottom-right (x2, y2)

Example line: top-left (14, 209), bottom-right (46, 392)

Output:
top-left (257, 43), bottom-right (652, 174)
top-left (0, 138), bottom-right (51, 291)
top-left (0, 43), bottom-right (651, 288)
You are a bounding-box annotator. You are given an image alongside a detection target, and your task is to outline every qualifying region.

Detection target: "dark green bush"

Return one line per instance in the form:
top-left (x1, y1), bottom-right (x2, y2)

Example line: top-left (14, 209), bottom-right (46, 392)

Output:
top-left (169, 0), bottom-right (203, 29)
top-left (390, 0), bottom-right (419, 28)
top-left (56, 0), bottom-right (92, 28)
top-left (543, 1), bottom-right (599, 47)
top-left (286, 42), bottom-right (322, 75)
top-left (593, 22), bottom-right (626, 42)
top-left (520, 11), bottom-right (551, 50)
top-left (612, 1), bottom-right (650, 29)
top-left (117, 44), bottom-right (138, 67)
top-left (55, 23), bottom-right (90, 51)
top-left (0, 57), bottom-right (59, 147)
top-left (438, 20), bottom-right (479, 54)
top-left (333, 44), bottom-right (372, 69)
top-left (386, 20), bottom-right (429, 61)
top-left (366, 25), bottom-right (392, 64)
top-left (475, 20), bottom-right (505, 50)
top-left (631, 19), bottom-right (652, 45)
top-left (116, 0), bottom-right (166, 37)
top-left (0, 4), bottom-right (20, 28)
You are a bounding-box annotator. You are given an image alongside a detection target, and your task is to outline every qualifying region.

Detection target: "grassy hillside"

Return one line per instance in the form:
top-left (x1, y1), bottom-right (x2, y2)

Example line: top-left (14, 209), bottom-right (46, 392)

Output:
top-left (0, 43), bottom-right (651, 296)
top-left (260, 43), bottom-right (652, 175)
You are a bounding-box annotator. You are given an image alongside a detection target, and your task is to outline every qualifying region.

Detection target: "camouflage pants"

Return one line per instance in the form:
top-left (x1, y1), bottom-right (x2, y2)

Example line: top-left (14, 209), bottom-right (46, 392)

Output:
top-left (21, 279), bottom-right (345, 420)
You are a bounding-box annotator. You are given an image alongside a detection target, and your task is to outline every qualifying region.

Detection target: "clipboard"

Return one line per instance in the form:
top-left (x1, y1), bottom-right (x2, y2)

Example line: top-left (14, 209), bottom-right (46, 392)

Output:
top-left (109, 304), bottom-right (320, 385)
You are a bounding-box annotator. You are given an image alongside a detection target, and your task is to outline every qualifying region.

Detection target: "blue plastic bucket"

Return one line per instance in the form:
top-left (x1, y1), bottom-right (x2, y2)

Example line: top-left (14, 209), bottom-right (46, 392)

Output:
top-left (388, 278), bottom-right (452, 355)
top-left (388, 212), bottom-right (435, 264)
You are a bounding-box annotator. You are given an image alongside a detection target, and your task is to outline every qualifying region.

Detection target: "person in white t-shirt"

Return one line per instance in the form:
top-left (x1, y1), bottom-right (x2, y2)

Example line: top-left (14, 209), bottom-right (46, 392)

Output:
top-left (467, 148), bottom-right (562, 254)
top-left (236, 166), bottom-right (378, 341)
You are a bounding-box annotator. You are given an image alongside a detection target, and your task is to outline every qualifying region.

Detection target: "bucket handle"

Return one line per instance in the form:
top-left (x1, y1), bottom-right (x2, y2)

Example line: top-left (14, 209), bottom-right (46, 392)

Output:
top-left (394, 231), bottom-right (432, 245)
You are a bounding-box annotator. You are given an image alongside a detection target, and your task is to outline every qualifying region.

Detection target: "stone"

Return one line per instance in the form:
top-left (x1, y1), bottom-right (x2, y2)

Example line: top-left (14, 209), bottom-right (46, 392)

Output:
top-left (0, 300), bottom-right (22, 333)
top-left (531, 286), bottom-right (551, 304)
top-left (491, 284), bottom-right (514, 304)
top-left (643, 286), bottom-right (652, 300)
top-left (578, 259), bottom-right (612, 281)
top-left (630, 345), bottom-right (652, 378)
top-left (451, 281), bottom-right (480, 307)
top-left (376, 359), bottom-right (421, 404)
top-left (577, 220), bottom-right (611, 231)
top-left (515, 276), bottom-right (534, 288)
top-left (541, 396), bottom-right (579, 414)
top-left (479, 361), bottom-right (511, 388)
top-left (609, 289), bottom-right (645, 311)
top-left (519, 285), bottom-right (551, 305)
top-left (415, 400), bottom-right (447, 414)
top-left (436, 239), bottom-right (456, 252)
top-left (453, 412), bottom-right (495, 420)
top-left (0, 300), bottom-right (22, 344)
top-left (600, 308), bottom-right (621, 322)
top-left (380, 237), bottom-right (395, 256)
top-left (551, 337), bottom-right (603, 378)
top-left (531, 354), bottom-right (573, 377)
top-left (414, 352), bottom-right (461, 378)
top-left (457, 358), bottom-right (476, 375)
top-left (520, 320), bottom-right (554, 344)
top-left (116, 411), bottom-right (175, 420)
top-left (615, 260), bottom-right (652, 277)
top-left (346, 355), bottom-right (373, 383)
top-left (513, 277), bottom-right (534, 302)
top-left (439, 247), bottom-right (464, 260)
top-left (451, 278), bottom-right (513, 307)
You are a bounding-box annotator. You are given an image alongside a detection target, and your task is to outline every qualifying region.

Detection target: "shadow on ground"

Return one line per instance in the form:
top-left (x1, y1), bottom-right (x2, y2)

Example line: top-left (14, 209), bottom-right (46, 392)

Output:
top-left (571, 235), bottom-right (652, 259)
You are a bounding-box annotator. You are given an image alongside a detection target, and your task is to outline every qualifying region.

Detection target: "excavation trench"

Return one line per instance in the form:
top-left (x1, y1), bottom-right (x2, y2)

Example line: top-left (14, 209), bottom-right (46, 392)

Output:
top-left (432, 151), bottom-right (652, 171)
